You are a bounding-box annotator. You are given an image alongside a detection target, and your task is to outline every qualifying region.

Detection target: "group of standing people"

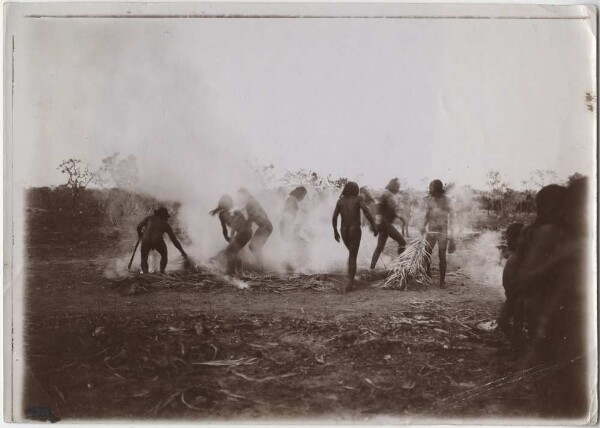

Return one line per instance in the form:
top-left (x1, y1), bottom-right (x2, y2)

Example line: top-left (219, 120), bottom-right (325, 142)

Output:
top-left (499, 176), bottom-right (589, 417)
top-left (333, 178), bottom-right (453, 292)
top-left (135, 179), bottom-right (454, 292)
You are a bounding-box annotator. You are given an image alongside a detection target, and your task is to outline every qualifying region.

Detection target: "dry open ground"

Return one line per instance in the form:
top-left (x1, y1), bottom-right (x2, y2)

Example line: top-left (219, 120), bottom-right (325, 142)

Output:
top-left (21, 209), bottom-right (546, 422)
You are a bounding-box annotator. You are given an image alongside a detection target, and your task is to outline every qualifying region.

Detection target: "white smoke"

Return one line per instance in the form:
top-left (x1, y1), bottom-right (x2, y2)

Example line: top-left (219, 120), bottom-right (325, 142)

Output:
top-left (122, 144), bottom-right (381, 274)
top-left (112, 146), bottom-right (505, 282)
top-left (452, 231), bottom-right (504, 289)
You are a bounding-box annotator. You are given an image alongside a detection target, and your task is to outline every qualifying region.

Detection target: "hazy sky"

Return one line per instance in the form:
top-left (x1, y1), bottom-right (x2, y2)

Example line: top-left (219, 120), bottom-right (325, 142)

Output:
top-left (9, 4), bottom-right (596, 192)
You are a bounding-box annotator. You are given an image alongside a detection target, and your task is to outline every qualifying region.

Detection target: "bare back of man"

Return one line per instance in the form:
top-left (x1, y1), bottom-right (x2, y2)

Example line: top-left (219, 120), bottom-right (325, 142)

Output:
top-left (514, 223), bottom-right (562, 353)
top-left (238, 189), bottom-right (273, 268)
top-left (333, 182), bottom-right (377, 292)
top-left (137, 210), bottom-right (187, 274)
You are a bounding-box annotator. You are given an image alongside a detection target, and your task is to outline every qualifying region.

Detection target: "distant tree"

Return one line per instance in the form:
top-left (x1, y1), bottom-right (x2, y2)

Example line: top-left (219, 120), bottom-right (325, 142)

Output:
top-left (259, 164), bottom-right (276, 187)
top-left (325, 175), bottom-right (348, 190)
top-left (483, 170), bottom-right (513, 214)
top-left (278, 169), bottom-right (347, 191)
top-left (526, 169), bottom-right (558, 190)
top-left (280, 169), bottom-right (314, 188)
top-left (94, 152), bottom-right (140, 189)
top-left (57, 158), bottom-right (94, 206)
top-left (444, 181), bottom-right (456, 193)
top-left (486, 170), bottom-right (507, 195)
top-left (586, 92), bottom-right (596, 112)
top-left (419, 176), bottom-right (431, 190)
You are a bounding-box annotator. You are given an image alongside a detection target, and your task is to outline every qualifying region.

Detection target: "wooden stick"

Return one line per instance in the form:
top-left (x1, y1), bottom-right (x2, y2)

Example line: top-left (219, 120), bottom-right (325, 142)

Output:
top-left (128, 238), bottom-right (141, 270)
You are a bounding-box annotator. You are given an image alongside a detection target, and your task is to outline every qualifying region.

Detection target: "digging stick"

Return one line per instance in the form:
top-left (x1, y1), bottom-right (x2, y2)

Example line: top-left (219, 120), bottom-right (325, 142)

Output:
top-left (128, 238), bottom-right (141, 270)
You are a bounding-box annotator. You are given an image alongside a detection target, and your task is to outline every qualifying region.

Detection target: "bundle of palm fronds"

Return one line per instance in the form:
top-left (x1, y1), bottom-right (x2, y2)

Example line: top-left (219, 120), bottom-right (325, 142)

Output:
top-left (380, 236), bottom-right (432, 290)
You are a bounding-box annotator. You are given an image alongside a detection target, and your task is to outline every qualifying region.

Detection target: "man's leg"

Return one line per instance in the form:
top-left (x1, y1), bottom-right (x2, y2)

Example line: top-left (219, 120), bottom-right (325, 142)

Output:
top-left (140, 242), bottom-right (151, 274)
top-left (342, 228), bottom-right (361, 291)
top-left (253, 223), bottom-right (273, 250)
top-left (225, 246), bottom-right (238, 274)
top-left (226, 233), bottom-right (248, 274)
top-left (249, 225), bottom-right (272, 267)
top-left (248, 230), bottom-right (263, 266)
top-left (156, 240), bottom-right (168, 273)
top-left (387, 223), bottom-right (406, 254)
top-left (347, 247), bottom-right (359, 291)
top-left (512, 295), bottom-right (529, 354)
top-left (438, 233), bottom-right (448, 288)
top-left (424, 233), bottom-right (437, 277)
top-left (370, 225), bottom-right (389, 269)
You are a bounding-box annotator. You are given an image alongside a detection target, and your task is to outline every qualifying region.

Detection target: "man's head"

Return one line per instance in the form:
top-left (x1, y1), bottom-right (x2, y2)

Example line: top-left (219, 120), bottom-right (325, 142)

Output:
top-left (290, 186), bottom-right (308, 201)
top-left (359, 186), bottom-right (374, 204)
top-left (342, 181), bottom-right (360, 197)
top-left (236, 187), bottom-right (252, 205)
top-left (217, 194), bottom-right (234, 211)
top-left (535, 184), bottom-right (567, 223)
top-left (429, 179), bottom-right (444, 197)
top-left (155, 207), bottom-right (170, 220)
top-left (385, 178), bottom-right (401, 194)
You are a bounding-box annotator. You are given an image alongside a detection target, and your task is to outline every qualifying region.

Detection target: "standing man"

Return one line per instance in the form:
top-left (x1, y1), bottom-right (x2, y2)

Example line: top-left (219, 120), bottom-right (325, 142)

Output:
top-left (370, 178), bottom-right (407, 269)
top-left (333, 181), bottom-right (378, 292)
top-left (421, 179), bottom-right (453, 288)
top-left (280, 186), bottom-right (309, 270)
top-left (280, 186), bottom-right (308, 239)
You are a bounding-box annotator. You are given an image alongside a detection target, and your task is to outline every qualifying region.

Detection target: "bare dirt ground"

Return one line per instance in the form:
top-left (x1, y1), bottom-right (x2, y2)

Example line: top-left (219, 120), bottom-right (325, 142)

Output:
top-left (22, 210), bottom-right (542, 422)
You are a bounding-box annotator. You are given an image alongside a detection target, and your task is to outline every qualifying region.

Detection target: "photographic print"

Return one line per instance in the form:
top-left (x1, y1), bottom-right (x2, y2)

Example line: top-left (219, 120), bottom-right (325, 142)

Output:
top-left (3, 2), bottom-right (597, 423)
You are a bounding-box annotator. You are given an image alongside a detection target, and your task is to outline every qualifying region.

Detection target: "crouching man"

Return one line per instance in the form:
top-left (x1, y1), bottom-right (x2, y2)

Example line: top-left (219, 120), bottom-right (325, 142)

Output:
top-left (137, 207), bottom-right (187, 274)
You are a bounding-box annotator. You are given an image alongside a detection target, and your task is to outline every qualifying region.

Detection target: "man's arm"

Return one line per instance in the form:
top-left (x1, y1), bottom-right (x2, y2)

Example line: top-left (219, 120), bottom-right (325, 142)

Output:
top-left (280, 198), bottom-right (299, 233)
top-left (136, 216), bottom-right (149, 238)
top-left (359, 199), bottom-right (378, 235)
top-left (166, 224), bottom-right (187, 257)
top-left (332, 201), bottom-right (341, 242)
top-left (447, 199), bottom-right (454, 237)
top-left (421, 206), bottom-right (430, 234)
top-left (218, 212), bottom-right (230, 242)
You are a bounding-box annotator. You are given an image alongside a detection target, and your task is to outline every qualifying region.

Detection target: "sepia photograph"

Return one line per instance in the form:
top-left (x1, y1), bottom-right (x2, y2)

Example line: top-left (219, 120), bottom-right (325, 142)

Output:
top-left (3, 2), bottom-right (598, 423)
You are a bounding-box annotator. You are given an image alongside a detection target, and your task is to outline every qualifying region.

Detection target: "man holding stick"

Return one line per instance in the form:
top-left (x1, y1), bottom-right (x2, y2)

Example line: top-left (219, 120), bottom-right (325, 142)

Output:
top-left (135, 207), bottom-right (188, 274)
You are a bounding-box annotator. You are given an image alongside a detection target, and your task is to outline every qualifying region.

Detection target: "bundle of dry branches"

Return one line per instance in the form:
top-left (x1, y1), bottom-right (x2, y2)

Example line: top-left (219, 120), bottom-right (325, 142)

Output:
top-left (380, 236), bottom-right (432, 290)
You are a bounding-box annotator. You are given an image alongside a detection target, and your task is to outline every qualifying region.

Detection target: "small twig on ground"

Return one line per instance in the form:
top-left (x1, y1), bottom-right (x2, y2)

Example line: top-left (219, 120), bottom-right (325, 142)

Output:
top-left (192, 357), bottom-right (258, 367)
top-left (180, 391), bottom-right (203, 411)
top-left (218, 389), bottom-right (263, 405)
top-left (210, 343), bottom-right (218, 359)
top-left (149, 390), bottom-right (180, 416)
top-left (231, 370), bottom-right (297, 382)
top-left (54, 385), bottom-right (66, 403)
top-left (364, 378), bottom-right (393, 391)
